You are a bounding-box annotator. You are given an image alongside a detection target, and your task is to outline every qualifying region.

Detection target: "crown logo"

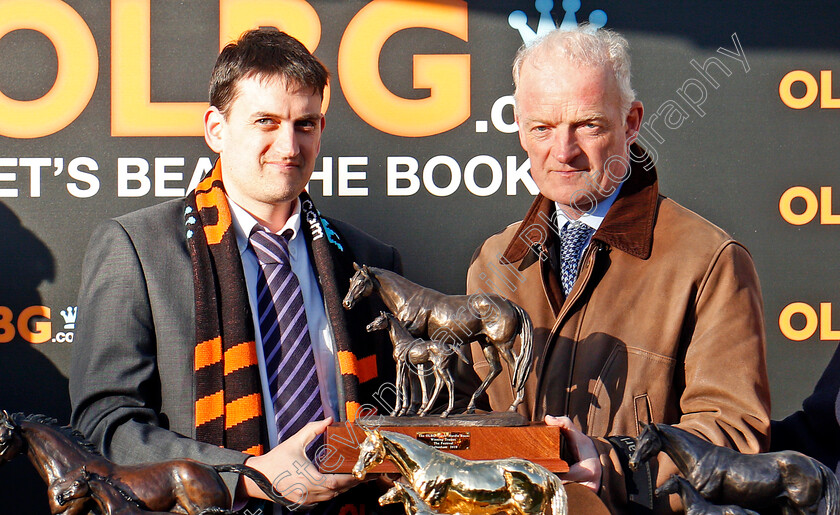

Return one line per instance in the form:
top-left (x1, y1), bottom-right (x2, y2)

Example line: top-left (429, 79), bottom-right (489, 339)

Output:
top-left (509, 0), bottom-right (607, 45)
top-left (60, 306), bottom-right (77, 329)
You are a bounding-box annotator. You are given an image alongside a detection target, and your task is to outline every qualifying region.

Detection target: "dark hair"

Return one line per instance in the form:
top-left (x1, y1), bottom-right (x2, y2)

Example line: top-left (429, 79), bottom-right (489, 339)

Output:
top-left (209, 28), bottom-right (329, 116)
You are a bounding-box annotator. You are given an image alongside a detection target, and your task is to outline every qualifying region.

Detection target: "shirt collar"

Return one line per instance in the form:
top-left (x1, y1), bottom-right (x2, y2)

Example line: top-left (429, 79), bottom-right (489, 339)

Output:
top-left (500, 143), bottom-right (660, 263)
top-left (554, 181), bottom-right (623, 232)
top-left (228, 197), bottom-right (302, 256)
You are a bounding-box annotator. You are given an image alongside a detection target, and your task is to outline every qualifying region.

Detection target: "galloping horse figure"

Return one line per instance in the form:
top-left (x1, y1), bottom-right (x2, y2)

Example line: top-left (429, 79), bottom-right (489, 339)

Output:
top-left (366, 311), bottom-right (470, 417)
top-left (351, 428), bottom-right (567, 514)
top-left (629, 422), bottom-right (839, 514)
top-left (0, 411), bottom-right (307, 514)
top-left (343, 263), bottom-right (534, 413)
top-left (656, 475), bottom-right (760, 515)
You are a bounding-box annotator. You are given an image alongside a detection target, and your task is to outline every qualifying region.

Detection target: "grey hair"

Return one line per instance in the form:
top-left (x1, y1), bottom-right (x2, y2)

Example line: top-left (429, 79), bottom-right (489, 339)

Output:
top-left (513, 24), bottom-right (636, 114)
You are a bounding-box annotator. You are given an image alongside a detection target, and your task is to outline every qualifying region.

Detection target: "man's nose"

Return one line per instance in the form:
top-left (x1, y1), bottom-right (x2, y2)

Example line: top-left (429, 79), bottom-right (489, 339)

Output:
top-left (272, 125), bottom-right (299, 156)
top-left (552, 129), bottom-right (580, 164)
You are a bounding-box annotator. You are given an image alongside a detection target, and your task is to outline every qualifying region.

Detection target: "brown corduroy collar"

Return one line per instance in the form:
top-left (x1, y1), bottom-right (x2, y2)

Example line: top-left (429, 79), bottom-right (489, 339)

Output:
top-left (501, 144), bottom-right (660, 263)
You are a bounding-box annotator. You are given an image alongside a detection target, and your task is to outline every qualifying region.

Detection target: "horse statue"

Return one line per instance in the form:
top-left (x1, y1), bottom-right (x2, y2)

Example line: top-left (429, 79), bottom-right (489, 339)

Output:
top-left (0, 411), bottom-right (308, 514)
top-left (52, 466), bottom-right (234, 515)
top-left (656, 475), bottom-right (760, 515)
top-left (51, 466), bottom-right (161, 515)
top-left (343, 263), bottom-right (534, 413)
top-left (378, 481), bottom-right (438, 515)
top-left (366, 311), bottom-right (470, 418)
top-left (628, 422), bottom-right (839, 514)
top-left (351, 428), bottom-right (567, 514)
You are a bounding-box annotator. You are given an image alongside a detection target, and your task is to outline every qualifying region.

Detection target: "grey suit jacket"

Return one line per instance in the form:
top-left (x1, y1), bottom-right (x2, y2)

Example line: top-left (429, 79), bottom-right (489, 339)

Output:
top-left (69, 198), bottom-right (402, 501)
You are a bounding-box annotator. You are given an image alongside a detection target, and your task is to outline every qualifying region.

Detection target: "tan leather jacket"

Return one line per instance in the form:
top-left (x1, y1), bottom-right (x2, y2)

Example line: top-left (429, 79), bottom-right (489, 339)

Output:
top-left (463, 152), bottom-right (771, 513)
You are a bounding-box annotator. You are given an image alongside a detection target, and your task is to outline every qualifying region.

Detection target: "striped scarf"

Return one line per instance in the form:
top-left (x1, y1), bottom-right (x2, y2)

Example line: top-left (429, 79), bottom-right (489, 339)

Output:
top-left (185, 160), bottom-right (379, 454)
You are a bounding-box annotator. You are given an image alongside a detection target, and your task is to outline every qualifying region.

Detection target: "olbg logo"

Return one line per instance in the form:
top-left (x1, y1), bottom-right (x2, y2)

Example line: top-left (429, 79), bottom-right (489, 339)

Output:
top-left (0, 305), bottom-right (76, 344)
top-left (779, 302), bottom-right (840, 342)
top-left (779, 186), bottom-right (840, 225)
top-left (0, 0), bottom-right (469, 138)
top-left (779, 70), bottom-right (840, 109)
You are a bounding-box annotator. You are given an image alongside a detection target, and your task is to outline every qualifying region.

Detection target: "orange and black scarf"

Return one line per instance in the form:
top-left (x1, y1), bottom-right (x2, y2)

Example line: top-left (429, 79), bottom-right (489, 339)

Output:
top-left (185, 161), bottom-right (379, 454)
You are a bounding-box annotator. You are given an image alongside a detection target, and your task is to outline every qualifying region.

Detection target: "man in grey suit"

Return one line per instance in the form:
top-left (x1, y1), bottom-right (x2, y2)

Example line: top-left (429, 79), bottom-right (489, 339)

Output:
top-left (70, 29), bottom-right (401, 512)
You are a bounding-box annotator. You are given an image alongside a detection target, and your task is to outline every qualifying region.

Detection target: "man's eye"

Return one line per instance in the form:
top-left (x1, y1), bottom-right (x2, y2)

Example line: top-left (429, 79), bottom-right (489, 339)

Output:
top-left (256, 118), bottom-right (274, 125)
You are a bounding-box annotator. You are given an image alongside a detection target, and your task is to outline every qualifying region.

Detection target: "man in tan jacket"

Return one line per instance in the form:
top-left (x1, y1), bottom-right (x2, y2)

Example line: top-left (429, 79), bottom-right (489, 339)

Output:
top-left (460, 26), bottom-right (770, 514)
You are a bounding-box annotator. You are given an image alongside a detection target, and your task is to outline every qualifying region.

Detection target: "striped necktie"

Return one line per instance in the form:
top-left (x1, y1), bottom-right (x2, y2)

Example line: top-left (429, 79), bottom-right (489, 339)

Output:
top-left (560, 220), bottom-right (595, 296)
top-left (249, 227), bottom-right (324, 452)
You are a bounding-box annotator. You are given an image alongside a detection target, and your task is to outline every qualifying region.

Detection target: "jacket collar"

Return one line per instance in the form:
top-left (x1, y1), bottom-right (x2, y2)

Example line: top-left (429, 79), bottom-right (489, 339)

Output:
top-left (502, 143), bottom-right (659, 263)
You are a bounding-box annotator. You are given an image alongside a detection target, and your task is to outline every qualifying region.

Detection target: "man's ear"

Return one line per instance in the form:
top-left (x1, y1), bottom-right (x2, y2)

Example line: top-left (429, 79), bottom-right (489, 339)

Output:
top-left (515, 110), bottom-right (529, 152)
top-left (204, 106), bottom-right (225, 153)
top-left (625, 100), bottom-right (644, 145)
top-left (313, 114), bottom-right (326, 157)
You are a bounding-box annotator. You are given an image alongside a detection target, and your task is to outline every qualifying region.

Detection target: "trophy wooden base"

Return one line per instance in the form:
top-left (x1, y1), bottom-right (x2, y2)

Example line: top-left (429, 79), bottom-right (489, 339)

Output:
top-left (320, 420), bottom-right (569, 474)
top-left (366, 411), bottom-right (529, 427)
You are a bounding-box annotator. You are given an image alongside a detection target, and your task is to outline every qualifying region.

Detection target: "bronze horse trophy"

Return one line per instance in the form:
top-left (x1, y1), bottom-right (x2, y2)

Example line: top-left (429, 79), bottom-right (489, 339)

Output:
top-left (52, 465), bottom-right (238, 514)
top-left (0, 411), bottom-right (308, 514)
top-left (629, 422), bottom-right (839, 514)
top-left (51, 466), bottom-right (176, 514)
top-left (351, 427), bottom-right (567, 514)
top-left (366, 311), bottom-right (470, 418)
top-left (656, 475), bottom-right (760, 515)
top-left (343, 263), bottom-right (533, 414)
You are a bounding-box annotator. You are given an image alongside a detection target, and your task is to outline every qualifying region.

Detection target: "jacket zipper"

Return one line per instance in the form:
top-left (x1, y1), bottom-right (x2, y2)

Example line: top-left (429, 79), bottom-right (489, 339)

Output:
top-left (536, 241), bottom-right (605, 418)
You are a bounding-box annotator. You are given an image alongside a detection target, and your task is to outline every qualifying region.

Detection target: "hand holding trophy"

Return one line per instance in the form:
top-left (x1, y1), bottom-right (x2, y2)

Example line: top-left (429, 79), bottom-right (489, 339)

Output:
top-left (328, 264), bottom-right (571, 514)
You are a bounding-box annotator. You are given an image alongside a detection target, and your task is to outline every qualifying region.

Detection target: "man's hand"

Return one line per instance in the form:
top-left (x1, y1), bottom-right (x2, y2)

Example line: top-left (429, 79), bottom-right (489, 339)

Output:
top-left (243, 418), bottom-right (359, 505)
top-left (546, 415), bottom-right (602, 493)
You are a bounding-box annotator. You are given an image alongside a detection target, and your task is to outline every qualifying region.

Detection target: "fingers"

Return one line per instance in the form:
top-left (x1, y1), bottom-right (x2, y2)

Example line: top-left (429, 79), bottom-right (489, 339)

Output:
top-left (296, 417), bottom-right (333, 447)
top-left (544, 414), bottom-right (562, 426)
top-left (546, 415), bottom-right (577, 439)
top-left (545, 415), bottom-right (602, 493)
top-left (546, 415), bottom-right (597, 460)
top-left (559, 460), bottom-right (601, 491)
top-left (246, 418), bottom-right (363, 504)
top-left (326, 473), bottom-right (360, 493)
top-left (292, 471), bottom-right (358, 504)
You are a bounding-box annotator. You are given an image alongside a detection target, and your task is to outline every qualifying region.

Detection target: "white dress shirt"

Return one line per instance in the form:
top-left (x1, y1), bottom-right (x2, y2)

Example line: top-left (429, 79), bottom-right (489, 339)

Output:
top-left (555, 182), bottom-right (623, 245)
top-left (227, 197), bottom-right (339, 448)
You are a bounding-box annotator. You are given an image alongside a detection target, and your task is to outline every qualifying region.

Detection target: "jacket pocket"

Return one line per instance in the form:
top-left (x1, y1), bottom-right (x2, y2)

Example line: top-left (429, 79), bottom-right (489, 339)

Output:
top-left (633, 393), bottom-right (652, 437)
top-left (587, 343), bottom-right (675, 437)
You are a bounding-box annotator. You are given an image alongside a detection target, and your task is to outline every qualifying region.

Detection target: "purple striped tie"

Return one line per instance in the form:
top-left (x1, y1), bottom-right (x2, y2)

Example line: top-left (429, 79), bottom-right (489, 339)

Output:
top-left (249, 227), bottom-right (324, 453)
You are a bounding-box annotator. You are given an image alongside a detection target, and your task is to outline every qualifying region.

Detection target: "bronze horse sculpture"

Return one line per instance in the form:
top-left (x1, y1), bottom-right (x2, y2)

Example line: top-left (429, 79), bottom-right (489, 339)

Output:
top-left (366, 311), bottom-right (470, 417)
top-left (0, 411), bottom-right (307, 514)
top-left (351, 428), bottom-right (567, 514)
top-left (343, 263), bottom-right (534, 413)
top-left (52, 466), bottom-right (236, 514)
top-left (51, 466), bottom-right (169, 515)
top-left (656, 474), bottom-right (760, 515)
top-left (629, 422), bottom-right (839, 514)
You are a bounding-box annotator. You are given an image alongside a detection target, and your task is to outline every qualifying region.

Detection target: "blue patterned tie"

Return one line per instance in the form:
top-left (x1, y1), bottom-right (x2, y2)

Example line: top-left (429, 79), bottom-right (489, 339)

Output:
top-left (560, 221), bottom-right (595, 296)
top-left (249, 227), bottom-right (323, 454)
